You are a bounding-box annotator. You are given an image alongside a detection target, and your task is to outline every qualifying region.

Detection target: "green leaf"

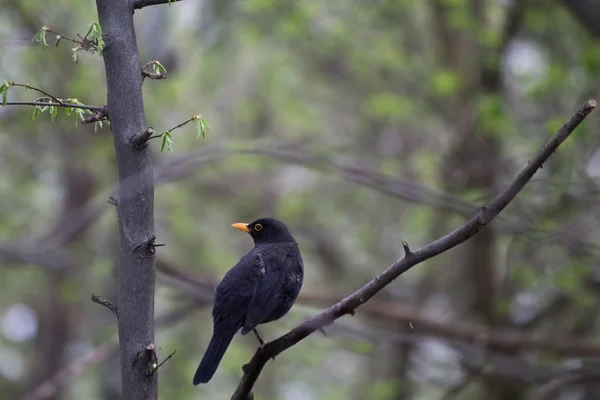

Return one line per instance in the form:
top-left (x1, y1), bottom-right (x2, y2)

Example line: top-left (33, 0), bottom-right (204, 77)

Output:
top-left (55, 35), bottom-right (62, 47)
top-left (32, 106), bottom-right (42, 121)
top-left (0, 81), bottom-right (9, 106)
top-left (153, 61), bottom-right (167, 75)
top-left (32, 26), bottom-right (49, 49)
top-left (160, 131), bottom-right (173, 152)
top-left (74, 108), bottom-right (86, 127)
top-left (84, 23), bottom-right (95, 39)
top-left (50, 106), bottom-right (58, 121)
top-left (72, 49), bottom-right (79, 63)
top-left (196, 116), bottom-right (211, 139)
top-left (86, 22), bottom-right (104, 55)
top-left (65, 106), bottom-right (72, 116)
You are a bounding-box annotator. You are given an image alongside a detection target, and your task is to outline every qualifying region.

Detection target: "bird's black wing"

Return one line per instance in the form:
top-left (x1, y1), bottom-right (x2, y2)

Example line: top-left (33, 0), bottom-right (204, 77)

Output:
top-left (212, 252), bottom-right (264, 327)
top-left (242, 247), bottom-right (299, 334)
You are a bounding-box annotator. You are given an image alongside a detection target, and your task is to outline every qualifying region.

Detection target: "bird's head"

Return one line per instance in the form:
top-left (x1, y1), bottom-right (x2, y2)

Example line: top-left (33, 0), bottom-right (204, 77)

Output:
top-left (231, 217), bottom-right (295, 245)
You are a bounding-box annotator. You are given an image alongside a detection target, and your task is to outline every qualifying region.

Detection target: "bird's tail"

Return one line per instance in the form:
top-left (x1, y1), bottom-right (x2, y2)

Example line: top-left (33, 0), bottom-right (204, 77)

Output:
top-left (193, 325), bottom-right (238, 385)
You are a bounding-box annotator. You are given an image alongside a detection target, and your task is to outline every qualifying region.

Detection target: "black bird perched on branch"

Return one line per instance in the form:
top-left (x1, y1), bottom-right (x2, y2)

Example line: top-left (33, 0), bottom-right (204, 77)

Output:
top-left (193, 217), bottom-right (304, 385)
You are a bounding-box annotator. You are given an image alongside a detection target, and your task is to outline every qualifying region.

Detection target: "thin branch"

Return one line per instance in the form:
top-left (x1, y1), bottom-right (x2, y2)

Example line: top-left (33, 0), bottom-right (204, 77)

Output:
top-left (147, 117), bottom-right (197, 141)
top-left (81, 109), bottom-right (109, 124)
top-left (8, 83), bottom-right (64, 105)
top-left (230, 100), bottom-right (597, 400)
top-left (133, 0), bottom-right (182, 9)
top-left (91, 293), bottom-right (118, 317)
top-left (4, 101), bottom-right (106, 113)
top-left (44, 28), bottom-right (84, 46)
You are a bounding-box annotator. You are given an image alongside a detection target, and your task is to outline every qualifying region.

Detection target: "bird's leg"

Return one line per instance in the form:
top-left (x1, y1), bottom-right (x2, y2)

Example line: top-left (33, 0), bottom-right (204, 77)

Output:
top-left (252, 328), bottom-right (276, 363)
top-left (252, 328), bottom-right (266, 346)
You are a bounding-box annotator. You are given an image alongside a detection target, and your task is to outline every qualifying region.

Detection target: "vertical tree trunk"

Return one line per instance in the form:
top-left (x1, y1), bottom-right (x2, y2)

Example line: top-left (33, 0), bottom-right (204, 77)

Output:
top-left (95, 1), bottom-right (157, 399)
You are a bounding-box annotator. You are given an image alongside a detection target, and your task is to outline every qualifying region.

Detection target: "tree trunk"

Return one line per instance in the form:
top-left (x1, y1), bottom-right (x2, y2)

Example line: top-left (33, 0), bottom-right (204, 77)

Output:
top-left (94, 1), bottom-right (157, 399)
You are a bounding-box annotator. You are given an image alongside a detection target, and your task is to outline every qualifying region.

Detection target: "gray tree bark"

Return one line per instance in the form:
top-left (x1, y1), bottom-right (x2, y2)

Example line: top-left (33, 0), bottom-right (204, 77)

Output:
top-left (95, 1), bottom-right (157, 399)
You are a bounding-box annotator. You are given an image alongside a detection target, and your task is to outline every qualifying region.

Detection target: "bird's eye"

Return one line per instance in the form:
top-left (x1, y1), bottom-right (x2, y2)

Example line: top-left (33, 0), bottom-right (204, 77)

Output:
top-left (254, 223), bottom-right (263, 231)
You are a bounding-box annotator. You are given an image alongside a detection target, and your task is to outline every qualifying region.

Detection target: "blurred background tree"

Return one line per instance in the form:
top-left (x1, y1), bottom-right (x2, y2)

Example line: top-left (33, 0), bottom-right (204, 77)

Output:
top-left (1, 0), bottom-right (600, 399)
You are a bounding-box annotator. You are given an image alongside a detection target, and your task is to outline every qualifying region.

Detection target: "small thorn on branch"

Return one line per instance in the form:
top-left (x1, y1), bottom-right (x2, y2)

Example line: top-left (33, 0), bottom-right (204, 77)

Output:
top-left (348, 310), bottom-right (356, 316)
top-left (134, 235), bottom-right (163, 254)
top-left (107, 196), bottom-right (118, 206)
top-left (91, 293), bottom-right (118, 317)
top-left (130, 127), bottom-right (155, 149)
top-left (150, 349), bottom-right (176, 376)
top-left (133, 342), bottom-right (157, 369)
top-left (402, 241), bottom-right (413, 257)
top-left (318, 326), bottom-right (327, 336)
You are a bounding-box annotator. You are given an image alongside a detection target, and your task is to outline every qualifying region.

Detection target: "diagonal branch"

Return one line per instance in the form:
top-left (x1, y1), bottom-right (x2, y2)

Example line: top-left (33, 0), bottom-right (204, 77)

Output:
top-left (156, 259), bottom-right (600, 357)
top-left (230, 100), bottom-right (597, 400)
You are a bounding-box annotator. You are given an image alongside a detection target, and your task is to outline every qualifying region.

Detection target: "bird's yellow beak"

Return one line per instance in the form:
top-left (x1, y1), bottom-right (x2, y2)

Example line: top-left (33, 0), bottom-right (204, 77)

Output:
top-left (231, 222), bottom-right (251, 233)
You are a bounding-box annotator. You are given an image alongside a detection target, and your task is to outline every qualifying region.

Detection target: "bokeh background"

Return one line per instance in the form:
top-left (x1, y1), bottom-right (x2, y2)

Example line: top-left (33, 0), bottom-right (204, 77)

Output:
top-left (2, 0), bottom-right (600, 399)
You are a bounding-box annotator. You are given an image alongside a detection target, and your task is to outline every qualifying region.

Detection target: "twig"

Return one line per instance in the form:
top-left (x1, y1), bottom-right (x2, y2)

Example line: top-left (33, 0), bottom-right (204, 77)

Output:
top-left (150, 349), bottom-right (177, 375)
top-left (4, 101), bottom-right (105, 113)
top-left (147, 117), bottom-right (197, 141)
top-left (142, 70), bottom-right (168, 80)
top-left (142, 60), bottom-right (168, 81)
top-left (230, 100), bottom-right (597, 400)
top-left (133, 0), bottom-right (182, 10)
top-left (7, 83), bottom-right (64, 105)
top-left (91, 293), bottom-right (118, 317)
top-left (44, 28), bottom-right (83, 46)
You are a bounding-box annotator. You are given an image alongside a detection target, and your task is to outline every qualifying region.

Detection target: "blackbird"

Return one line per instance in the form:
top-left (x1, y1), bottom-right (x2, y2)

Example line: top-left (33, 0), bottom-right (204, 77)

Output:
top-left (193, 217), bottom-right (304, 385)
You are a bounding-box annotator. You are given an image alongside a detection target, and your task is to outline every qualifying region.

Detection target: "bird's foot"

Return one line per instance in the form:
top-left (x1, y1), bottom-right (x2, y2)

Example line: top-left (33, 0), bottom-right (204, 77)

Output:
top-left (258, 343), bottom-right (276, 363)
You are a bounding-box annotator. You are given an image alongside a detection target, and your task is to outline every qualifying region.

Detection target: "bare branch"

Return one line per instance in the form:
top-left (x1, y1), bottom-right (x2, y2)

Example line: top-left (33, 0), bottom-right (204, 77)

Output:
top-left (81, 109), bottom-right (109, 124)
top-left (91, 293), bottom-right (118, 317)
top-left (7, 83), bottom-right (64, 105)
top-left (156, 260), bottom-right (600, 357)
top-left (133, 0), bottom-right (182, 10)
top-left (230, 100), bottom-right (597, 400)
